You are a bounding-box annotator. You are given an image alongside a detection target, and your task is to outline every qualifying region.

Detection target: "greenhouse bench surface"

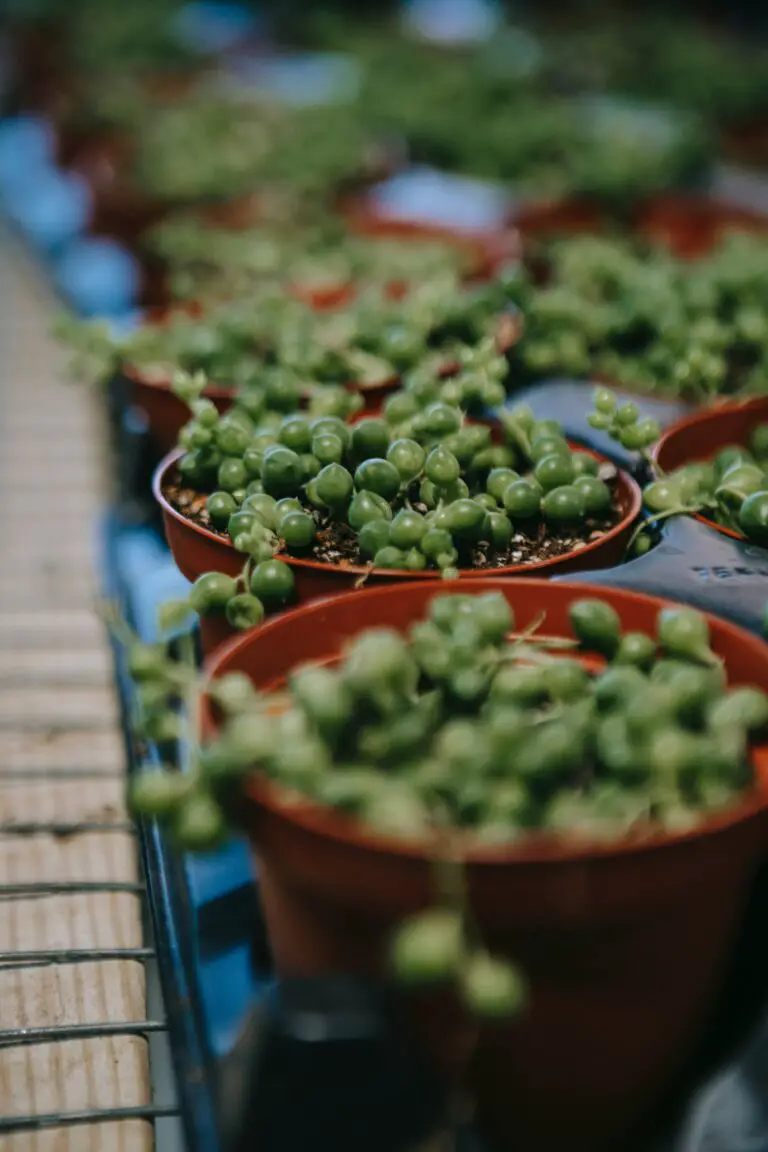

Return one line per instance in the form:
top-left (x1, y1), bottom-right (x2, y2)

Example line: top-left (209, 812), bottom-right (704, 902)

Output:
top-left (0, 225), bottom-right (181, 1152)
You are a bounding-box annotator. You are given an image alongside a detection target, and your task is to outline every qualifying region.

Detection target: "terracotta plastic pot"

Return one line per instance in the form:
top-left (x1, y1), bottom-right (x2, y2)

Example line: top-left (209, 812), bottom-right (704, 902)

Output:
top-left (67, 131), bottom-right (169, 244)
top-left (654, 395), bottom-right (768, 544)
top-left (124, 364), bottom-right (233, 457)
top-left (513, 197), bottom-right (610, 239)
top-left (635, 194), bottom-right (768, 258)
top-left (195, 192), bottom-right (264, 231)
top-left (514, 193), bottom-right (768, 259)
top-left (201, 577), bottom-right (768, 1152)
top-left (154, 446), bottom-right (642, 655)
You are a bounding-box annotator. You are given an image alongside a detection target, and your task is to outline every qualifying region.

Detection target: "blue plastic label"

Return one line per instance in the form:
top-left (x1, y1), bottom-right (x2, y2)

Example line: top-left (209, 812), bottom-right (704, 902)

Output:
top-left (401, 0), bottom-right (503, 44)
top-left (216, 51), bottom-right (361, 107)
top-left (174, 2), bottom-right (261, 53)
top-left (369, 166), bottom-right (510, 231)
top-left (54, 237), bottom-right (141, 318)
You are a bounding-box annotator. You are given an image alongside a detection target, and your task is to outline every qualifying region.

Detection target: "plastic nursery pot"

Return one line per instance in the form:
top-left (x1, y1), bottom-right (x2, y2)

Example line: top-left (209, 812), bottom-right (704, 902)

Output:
top-left (513, 193), bottom-right (768, 259)
top-left (124, 363), bottom-right (233, 458)
top-left (194, 192), bottom-right (264, 231)
top-left (634, 193), bottom-right (768, 259)
top-left (153, 445), bottom-right (641, 656)
top-left (66, 131), bottom-right (170, 244)
top-left (512, 197), bottom-right (611, 240)
top-left (338, 195), bottom-right (522, 283)
top-left (653, 395), bottom-right (768, 544)
top-left (201, 577), bottom-right (768, 1152)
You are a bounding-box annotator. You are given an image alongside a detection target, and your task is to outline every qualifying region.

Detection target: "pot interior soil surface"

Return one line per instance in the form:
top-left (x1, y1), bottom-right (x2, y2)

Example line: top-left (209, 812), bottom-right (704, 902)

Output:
top-left (162, 459), bottom-right (624, 573)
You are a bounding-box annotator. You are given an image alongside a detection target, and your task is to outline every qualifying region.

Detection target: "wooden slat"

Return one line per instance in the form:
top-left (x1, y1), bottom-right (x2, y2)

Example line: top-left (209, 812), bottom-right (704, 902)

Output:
top-left (0, 227), bottom-right (153, 1149)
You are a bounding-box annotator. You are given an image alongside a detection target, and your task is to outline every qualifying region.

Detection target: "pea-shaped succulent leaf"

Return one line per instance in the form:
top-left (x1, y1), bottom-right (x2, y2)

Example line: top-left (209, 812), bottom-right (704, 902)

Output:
top-left (534, 453), bottom-right (575, 491)
top-left (593, 387), bottom-right (617, 414)
top-left (316, 462), bottom-right (354, 508)
top-left (208, 672), bottom-right (259, 715)
top-left (127, 642), bottom-right (171, 683)
top-left (261, 445), bottom-right (303, 497)
top-left (130, 769), bottom-right (190, 820)
top-left (614, 632), bottom-right (656, 671)
top-left (358, 518), bottom-right (392, 557)
top-left (446, 498), bottom-right (487, 542)
top-left (541, 485), bottom-right (586, 523)
top-left (172, 791), bottom-right (227, 852)
top-left (390, 910), bottom-right (464, 985)
top-left (490, 664), bottom-right (548, 707)
top-left (278, 415), bottom-right (312, 454)
top-left (643, 479), bottom-right (683, 513)
top-left (708, 687), bottom-right (768, 736)
top-left (353, 458), bottom-right (401, 502)
top-left (502, 479), bottom-right (540, 519)
top-left (547, 658), bottom-right (590, 701)
top-left (461, 952), bottom-right (528, 1020)
top-left (218, 458), bottom-right (248, 492)
top-left (280, 510), bottom-right (316, 549)
top-left (657, 607), bottom-right (716, 666)
top-left (425, 445), bottom-right (461, 486)
top-left (220, 712), bottom-right (276, 767)
top-left (189, 572), bottom-right (238, 616)
top-left (290, 665), bottom-right (353, 739)
top-left (569, 598), bottom-right (621, 657)
top-left (390, 509), bottom-right (427, 550)
top-left (573, 476), bottom-right (612, 515)
top-left (593, 665), bottom-right (647, 712)
top-left (312, 432), bottom-right (345, 465)
top-left (470, 592), bottom-right (514, 644)
top-left (250, 559), bottom-right (295, 606)
top-left (350, 418), bottom-right (390, 463)
top-left (360, 783), bottom-right (430, 837)
top-left (739, 492), bottom-right (768, 543)
top-left (207, 491), bottom-right (237, 529)
top-left (225, 593), bottom-right (266, 631)
top-left (373, 545), bottom-right (408, 569)
top-left (416, 402), bottom-right (462, 439)
top-left (343, 628), bottom-right (418, 712)
top-left (487, 467), bottom-right (520, 502)
top-left (387, 437), bottom-right (426, 482)
top-left (420, 527), bottom-right (454, 560)
top-left (488, 511), bottom-right (513, 549)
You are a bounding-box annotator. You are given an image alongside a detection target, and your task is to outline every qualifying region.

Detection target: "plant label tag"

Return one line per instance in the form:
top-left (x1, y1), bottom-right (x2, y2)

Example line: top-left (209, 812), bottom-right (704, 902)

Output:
top-left (174, 2), bottom-right (262, 53)
top-left (369, 166), bottom-right (510, 231)
top-left (215, 52), bottom-right (361, 107)
top-left (401, 0), bottom-right (503, 44)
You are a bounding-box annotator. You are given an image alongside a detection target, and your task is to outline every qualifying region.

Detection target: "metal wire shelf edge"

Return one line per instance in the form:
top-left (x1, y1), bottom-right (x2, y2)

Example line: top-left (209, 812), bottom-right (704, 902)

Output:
top-left (0, 1020), bottom-right (168, 1047)
top-left (103, 515), bottom-right (223, 1152)
top-left (0, 1103), bottom-right (180, 1135)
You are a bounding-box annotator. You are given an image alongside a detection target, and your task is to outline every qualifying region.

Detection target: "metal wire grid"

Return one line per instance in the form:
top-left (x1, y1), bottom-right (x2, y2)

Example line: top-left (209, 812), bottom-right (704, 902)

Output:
top-left (0, 789), bottom-right (180, 1139)
top-left (0, 609), bottom-right (212, 1145)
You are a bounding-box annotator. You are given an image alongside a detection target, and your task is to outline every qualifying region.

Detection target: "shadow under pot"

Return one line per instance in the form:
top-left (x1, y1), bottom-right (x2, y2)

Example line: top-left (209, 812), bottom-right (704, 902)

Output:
top-left (152, 445), bottom-right (642, 656)
top-left (653, 395), bottom-right (768, 545)
top-left (200, 576), bottom-right (768, 1152)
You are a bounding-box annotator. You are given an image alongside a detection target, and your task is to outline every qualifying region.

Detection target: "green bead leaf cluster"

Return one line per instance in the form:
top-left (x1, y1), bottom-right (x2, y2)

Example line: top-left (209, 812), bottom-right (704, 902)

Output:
top-left (642, 422), bottom-right (768, 545)
top-left (587, 387), bottom-right (661, 455)
top-left (170, 382), bottom-right (619, 601)
top-left (511, 233), bottom-right (768, 400)
top-left (146, 210), bottom-right (468, 304)
top-left (131, 591), bottom-right (765, 854)
top-left (57, 271), bottom-right (515, 398)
